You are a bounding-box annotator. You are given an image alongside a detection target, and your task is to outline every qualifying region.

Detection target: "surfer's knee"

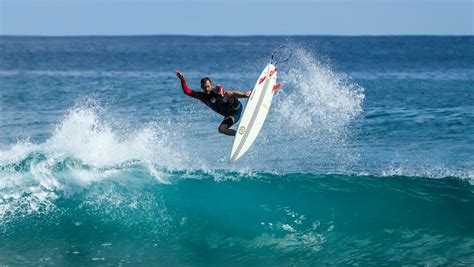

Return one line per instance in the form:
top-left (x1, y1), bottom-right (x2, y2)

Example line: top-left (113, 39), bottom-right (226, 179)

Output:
top-left (218, 123), bottom-right (236, 136)
top-left (218, 124), bottom-right (228, 134)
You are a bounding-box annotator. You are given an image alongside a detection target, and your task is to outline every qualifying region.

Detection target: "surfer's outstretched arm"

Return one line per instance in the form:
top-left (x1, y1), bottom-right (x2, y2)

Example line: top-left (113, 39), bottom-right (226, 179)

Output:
top-left (176, 71), bottom-right (193, 95)
top-left (176, 71), bottom-right (208, 104)
top-left (225, 90), bottom-right (251, 99)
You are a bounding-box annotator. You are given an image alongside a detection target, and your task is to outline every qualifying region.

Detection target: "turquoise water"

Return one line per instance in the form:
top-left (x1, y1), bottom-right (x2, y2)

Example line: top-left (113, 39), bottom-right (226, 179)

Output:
top-left (1, 36), bottom-right (473, 265)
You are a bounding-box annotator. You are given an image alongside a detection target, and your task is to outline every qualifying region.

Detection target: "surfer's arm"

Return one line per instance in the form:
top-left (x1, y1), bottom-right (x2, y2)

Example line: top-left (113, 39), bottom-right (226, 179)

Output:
top-left (225, 90), bottom-right (251, 98)
top-left (180, 79), bottom-right (194, 96)
top-left (177, 71), bottom-right (201, 98)
top-left (179, 78), bottom-right (209, 104)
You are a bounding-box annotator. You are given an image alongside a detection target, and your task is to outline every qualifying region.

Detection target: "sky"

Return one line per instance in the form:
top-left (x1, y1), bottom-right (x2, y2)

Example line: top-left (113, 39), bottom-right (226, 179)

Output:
top-left (0, 0), bottom-right (472, 36)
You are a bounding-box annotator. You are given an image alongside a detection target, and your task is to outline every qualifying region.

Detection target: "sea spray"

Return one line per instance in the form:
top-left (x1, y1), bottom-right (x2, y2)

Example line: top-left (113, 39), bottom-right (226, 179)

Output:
top-left (257, 46), bottom-right (365, 172)
top-left (275, 47), bottom-right (365, 142)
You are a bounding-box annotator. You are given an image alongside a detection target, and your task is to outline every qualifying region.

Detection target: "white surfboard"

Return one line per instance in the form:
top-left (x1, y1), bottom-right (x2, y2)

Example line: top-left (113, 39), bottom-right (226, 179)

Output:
top-left (230, 63), bottom-right (279, 162)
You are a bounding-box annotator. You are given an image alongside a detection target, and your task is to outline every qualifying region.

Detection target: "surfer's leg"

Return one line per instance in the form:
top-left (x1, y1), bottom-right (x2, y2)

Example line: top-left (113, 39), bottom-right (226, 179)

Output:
top-left (233, 105), bottom-right (242, 123)
top-left (218, 117), bottom-right (236, 136)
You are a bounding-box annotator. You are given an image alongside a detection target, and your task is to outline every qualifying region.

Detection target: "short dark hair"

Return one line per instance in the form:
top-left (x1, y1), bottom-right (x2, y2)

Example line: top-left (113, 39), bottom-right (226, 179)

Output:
top-left (200, 77), bottom-right (211, 85)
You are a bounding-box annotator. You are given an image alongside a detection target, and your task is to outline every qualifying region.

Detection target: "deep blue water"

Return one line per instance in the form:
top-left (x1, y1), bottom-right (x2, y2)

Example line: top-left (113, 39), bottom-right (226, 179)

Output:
top-left (1, 36), bottom-right (473, 265)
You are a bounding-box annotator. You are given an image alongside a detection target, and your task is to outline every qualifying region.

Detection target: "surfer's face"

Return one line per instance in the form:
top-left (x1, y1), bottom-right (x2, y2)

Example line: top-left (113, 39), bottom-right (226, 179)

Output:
top-left (201, 80), bottom-right (213, 94)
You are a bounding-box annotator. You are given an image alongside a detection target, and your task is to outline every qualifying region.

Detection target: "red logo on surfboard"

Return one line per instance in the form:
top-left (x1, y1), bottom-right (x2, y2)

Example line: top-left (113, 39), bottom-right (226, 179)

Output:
top-left (272, 83), bottom-right (281, 91)
top-left (269, 68), bottom-right (277, 77)
top-left (259, 76), bottom-right (266, 84)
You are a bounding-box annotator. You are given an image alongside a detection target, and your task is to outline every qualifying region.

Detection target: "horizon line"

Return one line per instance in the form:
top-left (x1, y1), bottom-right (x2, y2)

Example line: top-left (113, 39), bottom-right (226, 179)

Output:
top-left (1, 34), bottom-right (473, 38)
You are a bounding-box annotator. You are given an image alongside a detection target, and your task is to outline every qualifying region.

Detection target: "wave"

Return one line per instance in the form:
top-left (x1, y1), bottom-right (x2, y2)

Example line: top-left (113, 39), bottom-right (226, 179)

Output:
top-left (1, 144), bottom-right (472, 224)
top-left (1, 162), bottom-right (473, 265)
top-left (1, 107), bottom-right (472, 264)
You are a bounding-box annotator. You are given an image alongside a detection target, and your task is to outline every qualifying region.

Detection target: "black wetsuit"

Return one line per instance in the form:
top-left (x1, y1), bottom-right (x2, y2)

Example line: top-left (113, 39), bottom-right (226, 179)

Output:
top-left (181, 80), bottom-right (242, 126)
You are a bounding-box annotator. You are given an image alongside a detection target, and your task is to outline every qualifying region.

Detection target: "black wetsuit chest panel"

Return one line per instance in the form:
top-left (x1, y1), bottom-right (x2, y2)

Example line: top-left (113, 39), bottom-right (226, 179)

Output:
top-left (197, 92), bottom-right (240, 117)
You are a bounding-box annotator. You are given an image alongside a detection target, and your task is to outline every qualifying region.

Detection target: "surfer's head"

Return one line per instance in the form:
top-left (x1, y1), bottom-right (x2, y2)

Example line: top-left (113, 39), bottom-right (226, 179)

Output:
top-left (200, 77), bottom-right (213, 94)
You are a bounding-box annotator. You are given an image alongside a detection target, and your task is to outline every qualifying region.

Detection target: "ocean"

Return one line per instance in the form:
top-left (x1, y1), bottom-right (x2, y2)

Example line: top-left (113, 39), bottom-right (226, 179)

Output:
top-left (1, 36), bottom-right (473, 265)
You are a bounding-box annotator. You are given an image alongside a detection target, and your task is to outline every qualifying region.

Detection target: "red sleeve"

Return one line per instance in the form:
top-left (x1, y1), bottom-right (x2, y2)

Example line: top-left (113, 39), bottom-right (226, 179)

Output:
top-left (180, 79), bottom-right (193, 95)
top-left (181, 80), bottom-right (208, 105)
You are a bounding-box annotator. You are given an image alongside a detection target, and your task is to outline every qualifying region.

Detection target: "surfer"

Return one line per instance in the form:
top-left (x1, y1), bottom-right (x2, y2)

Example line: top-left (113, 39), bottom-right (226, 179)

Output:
top-left (176, 71), bottom-right (251, 136)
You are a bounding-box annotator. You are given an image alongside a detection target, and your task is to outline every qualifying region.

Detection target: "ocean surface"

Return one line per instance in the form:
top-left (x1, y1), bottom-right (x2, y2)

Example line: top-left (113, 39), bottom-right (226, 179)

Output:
top-left (0, 36), bottom-right (473, 265)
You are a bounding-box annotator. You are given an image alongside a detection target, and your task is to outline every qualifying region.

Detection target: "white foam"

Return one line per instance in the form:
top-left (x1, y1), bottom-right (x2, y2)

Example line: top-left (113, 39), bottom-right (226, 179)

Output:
top-left (0, 104), bottom-right (198, 222)
top-left (42, 106), bottom-right (192, 172)
top-left (0, 140), bottom-right (38, 165)
top-left (382, 162), bottom-right (474, 180)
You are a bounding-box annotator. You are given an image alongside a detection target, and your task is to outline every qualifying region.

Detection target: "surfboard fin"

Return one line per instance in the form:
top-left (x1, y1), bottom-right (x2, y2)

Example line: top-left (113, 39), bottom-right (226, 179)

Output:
top-left (272, 83), bottom-right (281, 91)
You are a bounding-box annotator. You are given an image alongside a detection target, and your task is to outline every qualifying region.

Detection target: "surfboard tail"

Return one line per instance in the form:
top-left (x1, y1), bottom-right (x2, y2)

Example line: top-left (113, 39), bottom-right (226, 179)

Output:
top-left (229, 151), bottom-right (242, 163)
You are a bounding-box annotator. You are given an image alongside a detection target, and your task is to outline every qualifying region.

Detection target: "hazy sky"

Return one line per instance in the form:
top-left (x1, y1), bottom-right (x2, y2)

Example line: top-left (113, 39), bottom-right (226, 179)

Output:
top-left (0, 0), bottom-right (472, 36)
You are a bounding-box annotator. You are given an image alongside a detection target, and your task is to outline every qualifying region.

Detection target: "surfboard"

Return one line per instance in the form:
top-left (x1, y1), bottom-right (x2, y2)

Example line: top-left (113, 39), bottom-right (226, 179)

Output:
top-left (230, 63), bottom-right (279, 162)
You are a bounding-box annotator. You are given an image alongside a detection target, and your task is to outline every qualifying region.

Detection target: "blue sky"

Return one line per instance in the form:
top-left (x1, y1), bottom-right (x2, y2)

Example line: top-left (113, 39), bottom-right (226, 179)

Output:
top-left (0, 0), bottom-right (472, 36)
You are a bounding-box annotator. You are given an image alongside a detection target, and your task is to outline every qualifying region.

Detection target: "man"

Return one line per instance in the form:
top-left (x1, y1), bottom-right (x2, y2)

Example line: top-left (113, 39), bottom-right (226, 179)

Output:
top-left (176, 71), bottom-right (251, 136)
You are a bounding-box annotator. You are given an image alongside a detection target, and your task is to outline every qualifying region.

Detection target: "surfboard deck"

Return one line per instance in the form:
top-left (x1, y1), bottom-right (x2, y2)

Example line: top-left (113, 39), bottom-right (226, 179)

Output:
top-left (230, 63), bottom-right (278, 162)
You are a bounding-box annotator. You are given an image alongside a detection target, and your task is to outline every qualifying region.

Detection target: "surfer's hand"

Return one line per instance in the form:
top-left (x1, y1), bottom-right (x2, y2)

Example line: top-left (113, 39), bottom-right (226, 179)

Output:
top-left (216, 85), bottom-right (225, 97)
top-left (245, 90), bottom-right (252, 97)
top-left (176, 71), bottom-right (185, 81)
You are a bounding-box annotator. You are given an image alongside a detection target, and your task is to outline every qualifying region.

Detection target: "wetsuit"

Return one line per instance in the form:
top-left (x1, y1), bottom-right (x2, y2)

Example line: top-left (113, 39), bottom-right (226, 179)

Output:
top-left (180, 80), bottom-right (242, 126)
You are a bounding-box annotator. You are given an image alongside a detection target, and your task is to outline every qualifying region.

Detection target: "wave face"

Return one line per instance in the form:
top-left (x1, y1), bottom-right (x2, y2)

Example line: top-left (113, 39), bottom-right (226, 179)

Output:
top-left (1, 36), bottom-right (473, 265)
top-left (1, 155), bottom-right (473, 265)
